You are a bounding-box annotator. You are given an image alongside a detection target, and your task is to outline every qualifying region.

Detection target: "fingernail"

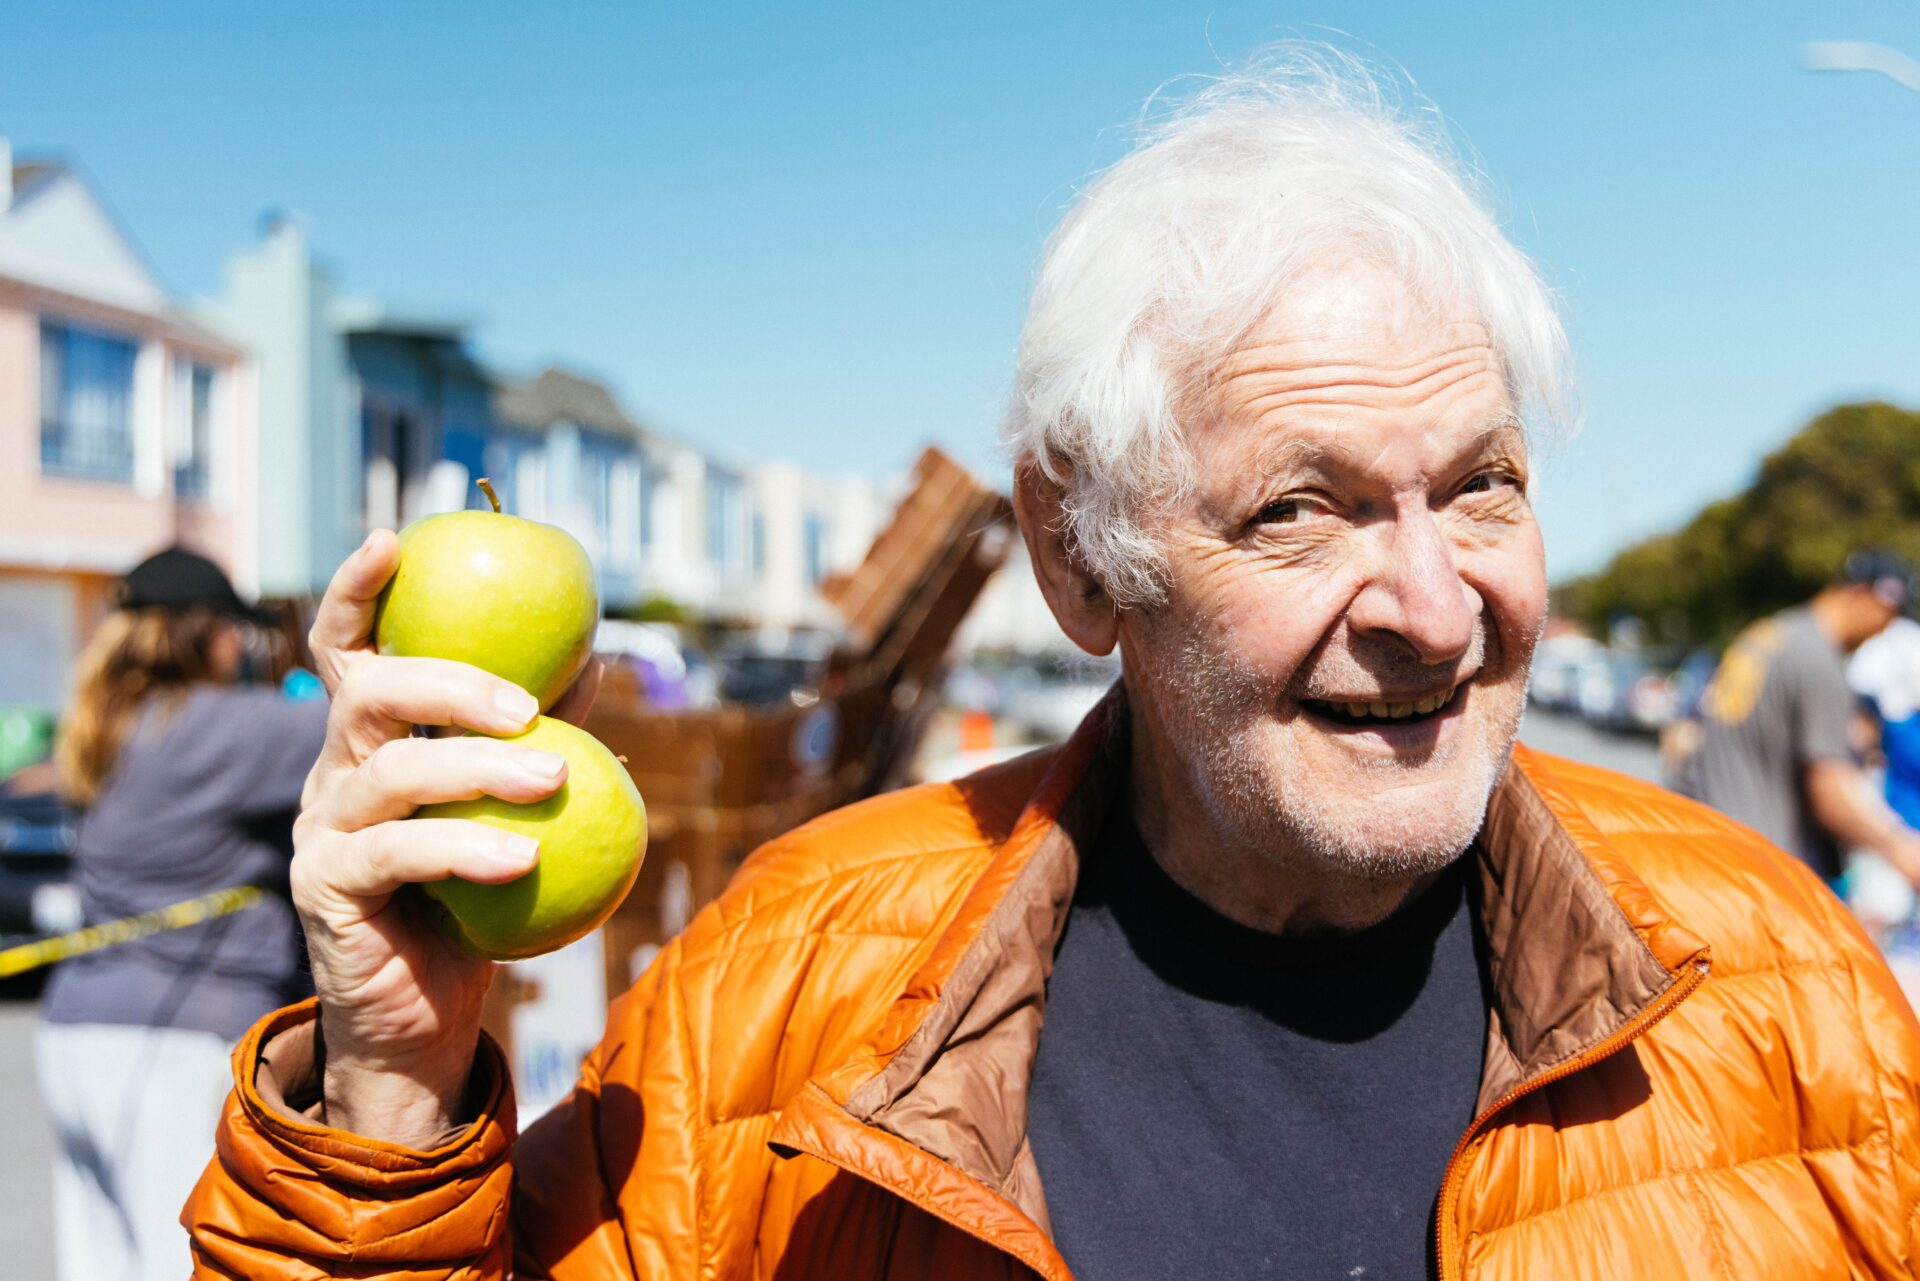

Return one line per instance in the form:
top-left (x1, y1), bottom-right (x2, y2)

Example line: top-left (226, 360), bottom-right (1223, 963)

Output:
top-left (480, 835), bottom-right (539, 874)
top-left (518, 751), bottom-right (565, 783)
top-left (493, 687), bottom-right (539, 729)
top-left (358, 530), bottom-right (377, 555)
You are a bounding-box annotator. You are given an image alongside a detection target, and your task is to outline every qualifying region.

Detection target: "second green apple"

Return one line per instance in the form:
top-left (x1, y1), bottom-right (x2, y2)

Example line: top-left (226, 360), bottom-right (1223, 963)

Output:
top-left (419, 716), bottom-right (648, 960)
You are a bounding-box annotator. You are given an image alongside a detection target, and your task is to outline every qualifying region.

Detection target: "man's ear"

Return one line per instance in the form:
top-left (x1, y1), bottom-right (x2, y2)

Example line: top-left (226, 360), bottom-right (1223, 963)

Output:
top-left (1014, 463), bottom-right (1120, 657)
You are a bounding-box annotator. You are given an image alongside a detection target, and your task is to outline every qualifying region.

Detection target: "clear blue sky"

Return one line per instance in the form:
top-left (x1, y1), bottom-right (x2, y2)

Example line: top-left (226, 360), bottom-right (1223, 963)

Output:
top-left (4, 3), bottom-right (1916, 579)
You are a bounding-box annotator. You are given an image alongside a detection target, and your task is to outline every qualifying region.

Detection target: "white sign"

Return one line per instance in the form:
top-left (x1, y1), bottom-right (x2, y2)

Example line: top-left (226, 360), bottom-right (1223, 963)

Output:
top-left (508, 931), bottom-right (609, 1122)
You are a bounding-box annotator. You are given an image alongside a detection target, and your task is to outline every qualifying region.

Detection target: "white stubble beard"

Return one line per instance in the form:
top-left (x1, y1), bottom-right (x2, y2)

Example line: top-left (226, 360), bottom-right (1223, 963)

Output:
top-left (1149, 620), bottom-right (1533, 882)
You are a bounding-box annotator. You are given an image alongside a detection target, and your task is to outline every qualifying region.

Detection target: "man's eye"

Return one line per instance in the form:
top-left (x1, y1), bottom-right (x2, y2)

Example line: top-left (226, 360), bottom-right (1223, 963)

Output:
top-left (1461, 472), bottom-right (1516, 496)
top-left (1255, 499), bottom-right (1300, 525)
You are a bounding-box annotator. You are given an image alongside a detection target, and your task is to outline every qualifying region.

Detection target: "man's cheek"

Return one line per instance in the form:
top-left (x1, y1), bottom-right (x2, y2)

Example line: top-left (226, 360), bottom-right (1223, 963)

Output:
top-left (1220, 583), bottom-right (1343, 659)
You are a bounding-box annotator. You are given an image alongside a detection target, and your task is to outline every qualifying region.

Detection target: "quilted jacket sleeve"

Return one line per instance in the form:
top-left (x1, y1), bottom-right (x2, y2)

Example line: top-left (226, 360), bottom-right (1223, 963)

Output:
top-left (182, 997), bottom-right (520, 1278)
top-left (1818, 880), bottom-right (1920, 1267)
top-left (183, 939), bottom-right (693, 1280)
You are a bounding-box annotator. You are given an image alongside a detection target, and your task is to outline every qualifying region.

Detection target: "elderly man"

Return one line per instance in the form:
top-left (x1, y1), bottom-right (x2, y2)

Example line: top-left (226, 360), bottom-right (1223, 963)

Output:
top-left (187, 55), bottom-right (1920, 1280)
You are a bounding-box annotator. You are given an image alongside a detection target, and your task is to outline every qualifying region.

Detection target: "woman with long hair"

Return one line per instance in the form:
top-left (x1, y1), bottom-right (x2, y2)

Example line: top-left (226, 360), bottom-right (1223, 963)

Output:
top-left (36, 546), bottom-right (327, 1281)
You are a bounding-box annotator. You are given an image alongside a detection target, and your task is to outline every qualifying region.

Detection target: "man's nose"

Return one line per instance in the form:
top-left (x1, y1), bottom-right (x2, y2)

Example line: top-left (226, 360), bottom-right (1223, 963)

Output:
top-left (1345, 509), bottom-right (1480, 665)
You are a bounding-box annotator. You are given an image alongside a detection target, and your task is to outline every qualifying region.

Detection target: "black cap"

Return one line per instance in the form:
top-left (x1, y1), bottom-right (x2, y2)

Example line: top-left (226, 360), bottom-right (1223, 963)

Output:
top-left (1842, 548), bottom-right (1914, 613)
top-left (118, 547), bottom-right (270, 623)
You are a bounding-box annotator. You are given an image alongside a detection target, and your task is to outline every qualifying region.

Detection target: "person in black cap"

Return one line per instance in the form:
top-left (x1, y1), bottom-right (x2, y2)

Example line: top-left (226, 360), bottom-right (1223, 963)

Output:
top-left (1678, 548), bottom-right (1920, 892)
top-left (35, 545), bottom-right (328, 1281)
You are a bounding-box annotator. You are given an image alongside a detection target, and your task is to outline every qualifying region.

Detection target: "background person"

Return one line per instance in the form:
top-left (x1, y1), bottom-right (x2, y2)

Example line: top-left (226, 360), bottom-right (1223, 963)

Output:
top-left (1677, 549), bottom-right (1920, 890)
top-left (36, 546), bottom-right (328, 1281)
top-left (1847, 612), bottom-right (1920, 932)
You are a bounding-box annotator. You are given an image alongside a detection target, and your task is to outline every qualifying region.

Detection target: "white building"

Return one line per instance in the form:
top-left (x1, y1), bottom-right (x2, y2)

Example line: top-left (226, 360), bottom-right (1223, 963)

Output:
top-left (746, 462), bottom-right (885, 630)
top-left (953, 536), bottom-right (1076, 657)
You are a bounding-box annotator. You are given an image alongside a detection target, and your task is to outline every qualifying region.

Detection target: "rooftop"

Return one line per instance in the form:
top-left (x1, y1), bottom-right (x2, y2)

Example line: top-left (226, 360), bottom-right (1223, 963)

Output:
top-left (494, 365), bottom-right (651, 440)
top-left (330, 296), bottom-right (477, 342)
top-left (8, 160), bottom-right (63, 205)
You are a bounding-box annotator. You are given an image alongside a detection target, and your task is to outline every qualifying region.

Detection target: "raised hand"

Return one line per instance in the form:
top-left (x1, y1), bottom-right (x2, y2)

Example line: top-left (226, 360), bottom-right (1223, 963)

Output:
top-left (291, 530), bottom-right (601, 1145)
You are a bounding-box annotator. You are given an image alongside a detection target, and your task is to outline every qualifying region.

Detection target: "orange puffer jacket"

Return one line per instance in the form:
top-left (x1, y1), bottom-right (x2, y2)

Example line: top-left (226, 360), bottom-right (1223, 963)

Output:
top-left (187, 694), bottom-right (1920, 1278)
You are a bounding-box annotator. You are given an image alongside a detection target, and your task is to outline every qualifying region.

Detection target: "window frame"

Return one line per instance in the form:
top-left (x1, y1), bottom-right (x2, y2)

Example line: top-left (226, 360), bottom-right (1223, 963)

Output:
top-left (38, 318), bottom-right (139, 485)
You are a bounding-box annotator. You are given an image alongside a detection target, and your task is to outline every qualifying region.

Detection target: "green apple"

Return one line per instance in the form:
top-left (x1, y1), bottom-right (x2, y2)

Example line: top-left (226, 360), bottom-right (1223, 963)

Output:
top-left (374, 503), bottom-right (598, 712)
top-left (418, 716), bottom-right (647, 960)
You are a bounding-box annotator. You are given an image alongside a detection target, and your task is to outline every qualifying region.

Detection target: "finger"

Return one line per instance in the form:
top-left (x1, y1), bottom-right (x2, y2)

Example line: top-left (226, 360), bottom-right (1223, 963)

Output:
top-left (308, 530), bottom-right (401, 675)
top-left (549, 657), bottom-right (603, 728)
top-left (319, 818), bottom-right (541, 901)
top-left (325, 656), bottom-right (540, 769)
top-left (323, 736), bottom-right (568, 831)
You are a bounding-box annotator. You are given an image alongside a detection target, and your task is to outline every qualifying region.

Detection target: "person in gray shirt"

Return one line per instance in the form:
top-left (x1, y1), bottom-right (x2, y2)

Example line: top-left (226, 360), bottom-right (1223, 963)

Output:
top-left (1679, 550), bottom-right (1920, 888)
top-left (35, 547), bottom-right (328, 1281)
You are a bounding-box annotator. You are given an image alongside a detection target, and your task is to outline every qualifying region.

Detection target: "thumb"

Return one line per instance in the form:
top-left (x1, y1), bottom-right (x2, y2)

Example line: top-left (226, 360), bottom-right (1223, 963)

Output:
top-left (309, 530), bottom-right (401, 688)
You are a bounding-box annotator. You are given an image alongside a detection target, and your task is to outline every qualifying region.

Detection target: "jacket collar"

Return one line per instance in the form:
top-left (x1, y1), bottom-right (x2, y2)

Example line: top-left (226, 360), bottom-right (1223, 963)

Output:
top-left (768, 685), bottom-right (1710, 1278)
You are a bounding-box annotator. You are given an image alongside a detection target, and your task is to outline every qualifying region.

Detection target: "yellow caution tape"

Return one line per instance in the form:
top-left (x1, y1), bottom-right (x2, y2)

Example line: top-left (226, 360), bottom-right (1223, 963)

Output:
top-left (0, 884), bottom-right (265, 979)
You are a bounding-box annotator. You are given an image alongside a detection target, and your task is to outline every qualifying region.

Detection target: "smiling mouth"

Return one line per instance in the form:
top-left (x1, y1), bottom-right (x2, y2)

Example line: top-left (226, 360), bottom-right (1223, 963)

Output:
top-left (1301, 684), bottom-right (1464, 727)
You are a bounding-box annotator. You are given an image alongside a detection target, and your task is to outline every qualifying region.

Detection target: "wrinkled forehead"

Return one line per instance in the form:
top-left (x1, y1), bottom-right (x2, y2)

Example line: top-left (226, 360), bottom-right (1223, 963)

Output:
top-left (1209, 253), bottom-right (1498, 388)
top-left (1184, 258), bottom-right (1516, 484)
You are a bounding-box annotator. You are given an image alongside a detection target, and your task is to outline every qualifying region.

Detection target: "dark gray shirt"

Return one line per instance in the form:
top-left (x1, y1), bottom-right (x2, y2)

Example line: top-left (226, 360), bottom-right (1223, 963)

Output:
top-left (1679, 607), bottom-right (1855, 879)
top-left (1026, 806), bottom-right (1488, 1280)
top-left (42, 684), bottom-right (328, 1040)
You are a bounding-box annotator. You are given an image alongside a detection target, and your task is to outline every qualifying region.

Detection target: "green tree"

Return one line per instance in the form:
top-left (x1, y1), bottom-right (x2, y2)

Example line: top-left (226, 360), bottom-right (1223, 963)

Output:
top-left (1558, 402), bottom-right (1920, 647)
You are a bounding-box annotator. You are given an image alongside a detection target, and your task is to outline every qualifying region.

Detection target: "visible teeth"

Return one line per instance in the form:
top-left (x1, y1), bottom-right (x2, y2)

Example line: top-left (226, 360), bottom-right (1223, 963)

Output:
top-left (1319, 692), bottom-right (1453, 720)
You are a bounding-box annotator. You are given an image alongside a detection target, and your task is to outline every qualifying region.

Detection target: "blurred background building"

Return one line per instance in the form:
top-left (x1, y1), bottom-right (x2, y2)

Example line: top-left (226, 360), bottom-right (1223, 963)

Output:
top-left (0, 144), bottom-right (1026, 721)
top-left (208, 215), bottom-right (891, 624)
top-left (0, 139), bottom-right (254, 710)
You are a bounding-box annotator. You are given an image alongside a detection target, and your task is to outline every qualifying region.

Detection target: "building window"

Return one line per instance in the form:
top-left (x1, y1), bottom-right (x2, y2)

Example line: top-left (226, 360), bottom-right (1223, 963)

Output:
top-left (611, 456), bottom-right (642, 567)
top-left (439, 424), bottom-right (488, 509)
top-left (483, 431), bottom-right (545, 520)
top-left (511, 442), bottom-right (546, 522)
top-left (639, 460), bottom-right (656, 553)
top-left (392, 410), bottom-right (421, 518)
top-left (708, 469), bottom-right (743, 575)
top-left (582, 434), bottom-right (617, 533)
top-left (40, 320), bottom-right (138, 483)
top-left (804, 511), bottom-right (827, 585)
top-left (361, 402), bottom-right (425, 528)
top-left (172, 359), bottom-right (216, 501)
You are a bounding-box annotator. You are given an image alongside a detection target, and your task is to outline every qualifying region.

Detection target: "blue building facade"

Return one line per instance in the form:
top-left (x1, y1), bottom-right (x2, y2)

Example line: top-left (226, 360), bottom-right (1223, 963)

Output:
top-left (215, 220), bottom-right (830, 621)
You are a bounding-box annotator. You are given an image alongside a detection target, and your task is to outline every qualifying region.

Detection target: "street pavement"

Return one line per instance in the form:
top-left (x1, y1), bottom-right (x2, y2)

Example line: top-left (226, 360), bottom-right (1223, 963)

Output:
top-left (1517, 706), bottom-right (1663, 784)
top-left (0, 707), bottom-right (1657, 1280)
top-left (1, 999), bottom-right (56, 1281)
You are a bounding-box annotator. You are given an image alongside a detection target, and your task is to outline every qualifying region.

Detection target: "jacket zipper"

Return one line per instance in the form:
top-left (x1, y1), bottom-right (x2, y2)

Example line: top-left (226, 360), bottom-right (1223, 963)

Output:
top-left (1432, 951), bottom-right (1711, 1280)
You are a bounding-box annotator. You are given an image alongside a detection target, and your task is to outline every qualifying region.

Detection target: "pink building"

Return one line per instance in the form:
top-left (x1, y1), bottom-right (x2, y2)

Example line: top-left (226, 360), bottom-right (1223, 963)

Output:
top-left (0, 138), bottom-right (255, 709)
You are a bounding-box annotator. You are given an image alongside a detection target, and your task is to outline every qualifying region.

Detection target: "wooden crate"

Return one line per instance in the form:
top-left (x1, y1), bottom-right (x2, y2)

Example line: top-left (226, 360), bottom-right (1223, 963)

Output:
top-left (485, 447), bottom-right (1014, 1105)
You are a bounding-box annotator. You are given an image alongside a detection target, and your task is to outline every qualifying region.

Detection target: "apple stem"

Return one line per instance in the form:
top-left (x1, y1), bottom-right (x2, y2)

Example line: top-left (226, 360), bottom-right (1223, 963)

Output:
top-left (477, 477), bottom-right (502, 514)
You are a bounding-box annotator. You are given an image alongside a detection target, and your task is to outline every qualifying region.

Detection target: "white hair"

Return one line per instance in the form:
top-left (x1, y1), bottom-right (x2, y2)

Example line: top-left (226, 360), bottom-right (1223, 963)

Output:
top-left (1003, 44), bottom-right (1576, 607)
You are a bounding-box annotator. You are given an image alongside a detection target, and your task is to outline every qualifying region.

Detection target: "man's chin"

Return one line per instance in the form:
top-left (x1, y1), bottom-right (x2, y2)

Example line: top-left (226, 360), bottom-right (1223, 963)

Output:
top-left (1263, 746), bottom-right (1511, 877)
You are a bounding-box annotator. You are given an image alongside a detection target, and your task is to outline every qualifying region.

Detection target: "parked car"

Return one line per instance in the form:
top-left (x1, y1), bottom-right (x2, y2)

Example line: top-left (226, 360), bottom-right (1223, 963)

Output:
top-left (1574, 647), bottom-right (1695, 735)
top-left (1001, 653), bottom-right (1120, 742)
top-left (1529, 635), bottom-right (1606, 712)
top-left (0, 766), bottom-right (79, 997)
top-left (715, 630), bottom-right (835, 707)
